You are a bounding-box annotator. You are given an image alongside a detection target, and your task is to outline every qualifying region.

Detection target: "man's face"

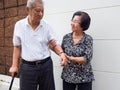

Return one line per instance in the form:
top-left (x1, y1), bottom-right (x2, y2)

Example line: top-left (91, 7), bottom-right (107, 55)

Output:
top-left (27, 2), bottom-right (44, 22)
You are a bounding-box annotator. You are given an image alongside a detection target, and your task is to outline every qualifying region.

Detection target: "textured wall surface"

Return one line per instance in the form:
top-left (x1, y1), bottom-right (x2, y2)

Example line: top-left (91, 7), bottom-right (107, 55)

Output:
top-left (0, 0), bottom-right (27, 75)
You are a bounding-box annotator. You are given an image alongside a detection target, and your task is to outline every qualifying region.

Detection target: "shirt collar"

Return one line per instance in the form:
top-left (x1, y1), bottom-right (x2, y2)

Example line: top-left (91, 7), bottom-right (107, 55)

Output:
top-left (25, 16), bottom-right (43, 27)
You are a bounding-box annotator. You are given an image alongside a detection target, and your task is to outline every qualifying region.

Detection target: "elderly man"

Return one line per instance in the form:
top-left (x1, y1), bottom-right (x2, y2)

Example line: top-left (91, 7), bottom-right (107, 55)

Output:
top-left (9, 0), bottom-right (67, 90)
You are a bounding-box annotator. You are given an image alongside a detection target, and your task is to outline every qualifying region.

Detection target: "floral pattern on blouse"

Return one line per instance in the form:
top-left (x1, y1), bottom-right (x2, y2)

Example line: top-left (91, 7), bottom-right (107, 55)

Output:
top-left (61, 32), bottom-right (95, 83)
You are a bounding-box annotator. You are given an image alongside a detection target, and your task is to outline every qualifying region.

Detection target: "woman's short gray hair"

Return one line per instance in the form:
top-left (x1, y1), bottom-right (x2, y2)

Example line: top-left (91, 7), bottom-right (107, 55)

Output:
top-left (27, 0), bottom-right (43, 8)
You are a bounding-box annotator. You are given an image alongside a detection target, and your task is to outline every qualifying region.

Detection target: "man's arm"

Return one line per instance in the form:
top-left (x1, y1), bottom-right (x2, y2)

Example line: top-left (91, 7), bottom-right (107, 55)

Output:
top-left (9, 46), bottom-right (21, 76)
top-left (49, 40), bottom-right (67, 66)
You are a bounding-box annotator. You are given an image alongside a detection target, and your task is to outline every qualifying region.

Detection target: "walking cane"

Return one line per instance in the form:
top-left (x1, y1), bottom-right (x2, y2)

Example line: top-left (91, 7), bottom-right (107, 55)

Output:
top-left (9, 72), bottom-right (17, 90)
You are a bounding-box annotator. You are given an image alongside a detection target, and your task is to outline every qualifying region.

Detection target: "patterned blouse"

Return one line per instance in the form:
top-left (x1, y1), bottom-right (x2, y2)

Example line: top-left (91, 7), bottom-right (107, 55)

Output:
top-left (61, 32), bottom-right (95, 83)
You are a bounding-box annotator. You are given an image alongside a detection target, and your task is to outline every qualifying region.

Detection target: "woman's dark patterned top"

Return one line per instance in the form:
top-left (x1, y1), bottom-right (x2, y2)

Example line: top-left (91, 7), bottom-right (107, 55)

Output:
top-left (61, 32), bottom-right (95, 83)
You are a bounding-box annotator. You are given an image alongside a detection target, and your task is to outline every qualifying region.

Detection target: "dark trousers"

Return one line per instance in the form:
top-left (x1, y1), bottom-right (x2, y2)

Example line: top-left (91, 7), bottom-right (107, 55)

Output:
top-left (20, 58), bottom-right (55, 90)
top-left (63, 80), bottom-right (92, 90)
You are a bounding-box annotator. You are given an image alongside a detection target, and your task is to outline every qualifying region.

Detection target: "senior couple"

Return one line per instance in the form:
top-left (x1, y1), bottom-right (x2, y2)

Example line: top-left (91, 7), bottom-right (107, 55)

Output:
top-left (9, 0), bottom-right (94, 90)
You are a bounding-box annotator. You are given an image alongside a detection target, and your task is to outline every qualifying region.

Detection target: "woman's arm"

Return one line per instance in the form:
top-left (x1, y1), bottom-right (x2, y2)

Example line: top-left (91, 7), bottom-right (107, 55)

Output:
top-left (67, 55), bottom-right (86, 64)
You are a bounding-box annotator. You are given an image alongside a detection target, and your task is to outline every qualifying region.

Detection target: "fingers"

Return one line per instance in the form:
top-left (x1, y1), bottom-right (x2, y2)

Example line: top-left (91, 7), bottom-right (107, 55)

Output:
top-left (59, 53), bottom-right (68, 66)
top-left (9, 67), bottom-right (18, 77)
top-left (60, 58), bottom-right (67, 66)
top-left (13, 72), bottom-right (17, 77)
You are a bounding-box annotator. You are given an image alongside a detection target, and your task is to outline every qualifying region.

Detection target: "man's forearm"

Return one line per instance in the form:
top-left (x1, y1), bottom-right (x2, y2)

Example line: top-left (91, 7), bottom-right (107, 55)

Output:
top-left (53, 44), bottom-right (64, 56)
top-left (12, 46), bottom-right (21, 67)
top-left (48, 40), bottom-right (64, 55)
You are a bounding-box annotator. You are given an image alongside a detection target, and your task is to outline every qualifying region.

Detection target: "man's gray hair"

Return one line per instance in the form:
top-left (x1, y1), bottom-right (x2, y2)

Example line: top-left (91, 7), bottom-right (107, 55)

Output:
top-left (27, 0), bottom-right (43, 8)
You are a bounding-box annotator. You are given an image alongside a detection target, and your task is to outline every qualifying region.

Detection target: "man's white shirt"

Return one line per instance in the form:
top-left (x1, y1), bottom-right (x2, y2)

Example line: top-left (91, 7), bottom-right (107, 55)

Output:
top-left (13, 16), bottom-right (59, 61)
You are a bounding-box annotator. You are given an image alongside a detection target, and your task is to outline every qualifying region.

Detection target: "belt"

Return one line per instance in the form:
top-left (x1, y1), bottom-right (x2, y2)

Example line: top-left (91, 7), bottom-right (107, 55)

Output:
top-left (22, 57), bottom-right (50, 65)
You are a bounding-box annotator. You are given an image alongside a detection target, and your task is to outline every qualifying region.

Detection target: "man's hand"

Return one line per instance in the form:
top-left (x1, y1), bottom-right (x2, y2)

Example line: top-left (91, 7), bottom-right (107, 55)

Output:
top-left (9, 66), bottom-right (18, 77)
top-left (59, 53), bottom-right (67, 66)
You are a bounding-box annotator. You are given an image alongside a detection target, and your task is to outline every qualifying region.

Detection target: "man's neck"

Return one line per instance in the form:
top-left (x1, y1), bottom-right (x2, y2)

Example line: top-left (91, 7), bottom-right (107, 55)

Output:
top-left (28, 17), bottom-right (40, 30)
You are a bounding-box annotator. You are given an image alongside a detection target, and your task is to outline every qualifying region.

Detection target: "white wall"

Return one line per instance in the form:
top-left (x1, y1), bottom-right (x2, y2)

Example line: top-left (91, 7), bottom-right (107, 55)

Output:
top-left (43, 0), bottom-right (120, 90)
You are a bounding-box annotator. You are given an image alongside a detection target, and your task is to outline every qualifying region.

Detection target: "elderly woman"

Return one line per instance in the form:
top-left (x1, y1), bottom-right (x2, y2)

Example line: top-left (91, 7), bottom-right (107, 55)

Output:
top-left (61, 11), bottom-right (95, 90)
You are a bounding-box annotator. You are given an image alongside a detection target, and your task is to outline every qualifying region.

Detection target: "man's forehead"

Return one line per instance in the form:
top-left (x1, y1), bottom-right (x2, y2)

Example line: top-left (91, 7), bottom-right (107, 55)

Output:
top-left (33, 3), bottom-right (44, 9)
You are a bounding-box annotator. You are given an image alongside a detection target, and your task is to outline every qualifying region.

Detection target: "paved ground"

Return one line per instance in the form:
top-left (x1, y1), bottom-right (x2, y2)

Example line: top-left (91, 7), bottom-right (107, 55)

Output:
top-left (0, 84), bottom-right (18, 90)
top-left (0, 74), bottom-right (19, 90)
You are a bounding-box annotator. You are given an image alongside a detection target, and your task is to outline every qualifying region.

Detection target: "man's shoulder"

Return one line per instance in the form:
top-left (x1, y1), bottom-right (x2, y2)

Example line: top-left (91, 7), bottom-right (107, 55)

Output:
top-left (41, 19), bottom-right (51, 26)
top-left (41, 19), bottom-right (53, 31)
top-left (15, 17), bottom-right (27, 25)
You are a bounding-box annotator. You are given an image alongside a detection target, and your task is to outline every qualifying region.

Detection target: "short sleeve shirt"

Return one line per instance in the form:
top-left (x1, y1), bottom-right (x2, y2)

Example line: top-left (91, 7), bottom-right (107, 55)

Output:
top-left (61, 33), bottom-right (95, 83)
top-left (13, 17), bottom-right (59, 61)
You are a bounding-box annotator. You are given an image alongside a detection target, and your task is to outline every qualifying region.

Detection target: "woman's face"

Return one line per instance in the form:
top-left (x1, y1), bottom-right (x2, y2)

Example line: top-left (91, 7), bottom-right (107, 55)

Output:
top-left (71, 15), bottom-right (82, 32)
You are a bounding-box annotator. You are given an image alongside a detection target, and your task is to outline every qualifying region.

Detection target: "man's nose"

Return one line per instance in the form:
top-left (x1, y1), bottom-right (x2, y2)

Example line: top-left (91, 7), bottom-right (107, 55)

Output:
top-left (38, 11), bottom-right (43, 16)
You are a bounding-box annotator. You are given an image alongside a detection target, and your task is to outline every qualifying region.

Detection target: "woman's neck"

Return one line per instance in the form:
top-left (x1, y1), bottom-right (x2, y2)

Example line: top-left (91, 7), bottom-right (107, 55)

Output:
top-left (72, 31), bottom-right (84, 44)
top-left (73, 30), bottom-right (84, 39)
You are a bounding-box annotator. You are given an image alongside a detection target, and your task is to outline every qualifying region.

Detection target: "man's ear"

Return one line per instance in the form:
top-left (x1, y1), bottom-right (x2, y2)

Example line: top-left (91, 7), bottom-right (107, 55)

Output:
top-left (25, 7), bottom-right (29, 14)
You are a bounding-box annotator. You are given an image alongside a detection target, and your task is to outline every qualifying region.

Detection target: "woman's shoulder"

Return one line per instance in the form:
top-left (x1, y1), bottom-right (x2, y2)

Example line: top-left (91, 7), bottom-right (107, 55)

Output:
top-left (63, 32), bottom-right (72, 38)
top-left (84, 33), bottom-right (93, 40)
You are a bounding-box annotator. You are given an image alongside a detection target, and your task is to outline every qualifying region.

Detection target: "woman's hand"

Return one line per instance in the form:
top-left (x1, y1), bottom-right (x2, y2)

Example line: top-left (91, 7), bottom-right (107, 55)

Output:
top-left (65, 54), bottom-right (73, 61)
top-left (59, 53), bottom-right (67, 66)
